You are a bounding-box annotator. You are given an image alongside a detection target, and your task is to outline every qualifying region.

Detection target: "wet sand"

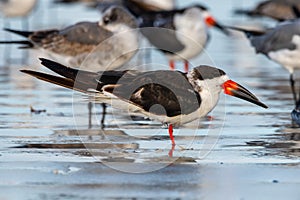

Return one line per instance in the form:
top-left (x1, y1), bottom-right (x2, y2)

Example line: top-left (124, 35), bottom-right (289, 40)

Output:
top-left (1, 0), bottom-right (300, 199)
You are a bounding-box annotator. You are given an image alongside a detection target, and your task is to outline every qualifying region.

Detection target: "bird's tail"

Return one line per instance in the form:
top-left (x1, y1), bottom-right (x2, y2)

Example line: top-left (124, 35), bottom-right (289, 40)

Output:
top-left (234, 9), bottom-right (258, 17)
top-left (0, 40), bottom-right (33, 48)
top-left (4, 28), bottom-right (33, 38)
top-left (225, 25), bottom-right (266, 38)
top-left (20, 69), bottom-right (82, 91)
top-left (0, 28), bottom-right (34, 48)
top-left (21, 58), bottom-right (101, 93)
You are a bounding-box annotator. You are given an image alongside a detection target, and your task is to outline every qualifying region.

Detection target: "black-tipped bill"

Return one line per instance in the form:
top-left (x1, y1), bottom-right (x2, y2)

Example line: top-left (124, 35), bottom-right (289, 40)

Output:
top-left (205, 15), bottom-right (230, 35)
top-left (222, 80), bottom-right (268, 108)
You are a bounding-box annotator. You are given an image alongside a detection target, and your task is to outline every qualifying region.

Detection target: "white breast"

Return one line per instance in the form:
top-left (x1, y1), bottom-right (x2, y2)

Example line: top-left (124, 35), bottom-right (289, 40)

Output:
top-left (268, 35), bottom-right (300, 74)
top-left (141, 0), bottom-right (175, 10)
top-left (170, 9), bottom-right (208, 61)
top-left (79, 26), bottom-right (140, 71)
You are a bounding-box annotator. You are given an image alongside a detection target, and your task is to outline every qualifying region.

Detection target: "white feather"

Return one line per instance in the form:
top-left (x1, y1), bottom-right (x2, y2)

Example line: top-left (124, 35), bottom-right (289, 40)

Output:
top-left (169, 7), bottom-right (208, 61)
top-left (268, 35), bottom-right (300, 74)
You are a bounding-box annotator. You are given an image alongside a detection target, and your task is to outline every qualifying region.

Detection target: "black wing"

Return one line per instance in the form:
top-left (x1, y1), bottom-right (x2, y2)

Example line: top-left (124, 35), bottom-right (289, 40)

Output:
top-left (110, 70), bottom-right (201, 117)
top-left (21, 58), bottom-right (129, 92)
top-left (59, 22), bottom-right (113, 45)
top-left (22, 58), bottom-right (201, 117)
top-left (227, 23), bottom-right (300, 55)
top-left (249, 22), bottom-right (300, 55)
top-left (139, 9), bottom-right (185, 54)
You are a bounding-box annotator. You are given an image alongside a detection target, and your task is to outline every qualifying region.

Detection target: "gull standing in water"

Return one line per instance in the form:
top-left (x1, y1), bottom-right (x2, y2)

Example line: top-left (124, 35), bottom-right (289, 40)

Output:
top-left (0, 6), bottom-right (140, 128)
top-left (0, 6), bottom-right (140, 71)
top-left (227, 20), bottom-right (300, 123)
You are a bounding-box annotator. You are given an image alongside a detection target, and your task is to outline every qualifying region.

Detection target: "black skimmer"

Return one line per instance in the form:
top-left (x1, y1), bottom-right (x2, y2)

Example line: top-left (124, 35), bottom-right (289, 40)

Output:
top-left (235, 0), bottom-right (300, 21)
top-left (138, 4), bottom-right (230, 72)
top-left (227, 21), bottom-right (300, 108)
top-left (21, 58), bottom-right (268, 145)
top-left (0, 5), bottom-right (139, 71)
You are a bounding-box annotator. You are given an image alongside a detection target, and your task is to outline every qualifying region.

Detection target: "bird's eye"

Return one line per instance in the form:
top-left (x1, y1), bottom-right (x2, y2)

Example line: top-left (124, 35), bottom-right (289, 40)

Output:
top-left (103, 13), bottom-right (118, 25)
top-left (103, 16), bottom-right (110, 24)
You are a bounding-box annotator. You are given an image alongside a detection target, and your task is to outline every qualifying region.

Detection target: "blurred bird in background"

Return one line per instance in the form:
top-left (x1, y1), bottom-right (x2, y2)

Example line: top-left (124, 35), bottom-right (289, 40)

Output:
top-left (139, 4), bottom-right (230, 72)
top-left (54, 0), bottom-right (176, 12)
top-left (0, 0), bottom-right (37, 29)
top-left (0, 5), bottom-right (140, 71)
top-left (0, 5), bottom-right (140, 128)
top-left (227, 18), bottom-right (300, 123)
top-left (234, 0), bottom-right (300, 22)
top-left (0, 0), bottom-right (38, 62)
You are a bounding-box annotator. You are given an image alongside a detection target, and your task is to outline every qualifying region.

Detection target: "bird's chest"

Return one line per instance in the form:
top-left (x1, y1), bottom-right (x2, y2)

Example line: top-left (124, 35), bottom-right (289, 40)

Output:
top-left (174, 15), bottom-right (207, 45)
top-left (173, 16), bottom-right (208, 59)
top-left (268, 35), bottom-right (300, 73)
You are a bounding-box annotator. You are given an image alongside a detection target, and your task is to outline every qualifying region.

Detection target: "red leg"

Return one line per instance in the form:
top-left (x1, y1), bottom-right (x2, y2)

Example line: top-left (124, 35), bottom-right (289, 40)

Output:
top-left (206, 115), bottom-right (214, 121)
top-left (168, 143), bottom-right (175, 157)
top-left (168, 124), bottom-right (175, 157)
top-left (169, 60), bottom-right (175, 71)
top-left (168, 124), bottom-right (175, 145)
top-left (184, 60), bottom-right (189, 73)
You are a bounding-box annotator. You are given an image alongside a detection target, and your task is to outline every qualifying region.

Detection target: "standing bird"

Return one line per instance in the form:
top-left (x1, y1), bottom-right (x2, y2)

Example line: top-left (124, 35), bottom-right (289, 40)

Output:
top-left (0, 6), bottom-right (139, 71)
top-left (0, 6), bottom-right (139, 128)
top-left (235, 0), bottom-right (300, 21)
top-left (21, 58), bottom-right (268, 146)
top-left (138, 4), bottom-right (230, 72)
top-left (227, 21), bottom-right (300, 108)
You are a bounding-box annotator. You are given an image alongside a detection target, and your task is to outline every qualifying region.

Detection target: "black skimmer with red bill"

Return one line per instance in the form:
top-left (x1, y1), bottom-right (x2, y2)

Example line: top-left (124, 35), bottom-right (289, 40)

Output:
top-left (0, 5), bottom-right (139, 71)
top-left (21, 58), bottom-right (268, 146)
top-left (235, 0), bottom-right (300, 21)
top-left (227, 21), bottom-right (300, 107)
top-left (138, 4), bottom-right (230, 72)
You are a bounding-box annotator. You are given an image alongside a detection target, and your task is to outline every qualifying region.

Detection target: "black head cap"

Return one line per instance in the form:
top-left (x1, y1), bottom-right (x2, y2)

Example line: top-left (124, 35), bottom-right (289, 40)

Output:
top-left (189, 4), bottom-right (209, 11)
top-left (102, 6), bottom-right (138, 28)
top-left (191, 65), bottom-right (226, 80)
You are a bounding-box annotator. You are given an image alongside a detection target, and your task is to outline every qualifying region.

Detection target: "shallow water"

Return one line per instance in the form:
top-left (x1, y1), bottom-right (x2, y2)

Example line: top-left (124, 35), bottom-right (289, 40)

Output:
top-left (1, 0), bottom-right (300, 199)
